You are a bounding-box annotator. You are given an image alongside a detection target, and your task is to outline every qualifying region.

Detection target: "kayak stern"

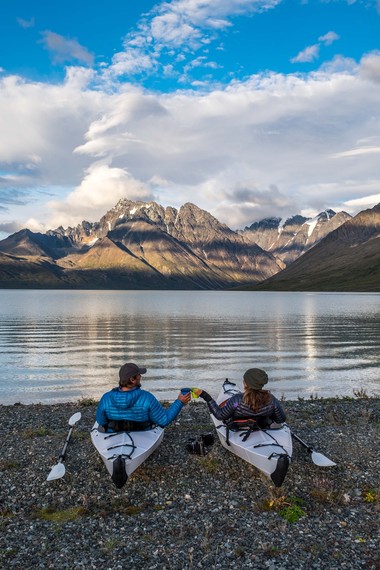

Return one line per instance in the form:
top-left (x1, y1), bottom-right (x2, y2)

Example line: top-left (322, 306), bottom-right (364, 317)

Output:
top-left (112, 456), bottom-right (129, 489)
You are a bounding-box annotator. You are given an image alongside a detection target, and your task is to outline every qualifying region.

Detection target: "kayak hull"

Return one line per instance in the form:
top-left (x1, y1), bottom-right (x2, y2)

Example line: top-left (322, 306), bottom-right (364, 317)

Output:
top-left (91, 422), bottom-right (164, 487)
top-left (210, 380), bottom-right (292, 486)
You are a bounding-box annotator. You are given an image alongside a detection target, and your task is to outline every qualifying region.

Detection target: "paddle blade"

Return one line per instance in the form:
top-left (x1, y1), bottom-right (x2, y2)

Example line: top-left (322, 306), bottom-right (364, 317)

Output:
top-left (311, 451), bottom-right (336, 467)
top-left (47, 462), bottom-right (66, 481)
top-left (69, 412), bottom-right (82, 426)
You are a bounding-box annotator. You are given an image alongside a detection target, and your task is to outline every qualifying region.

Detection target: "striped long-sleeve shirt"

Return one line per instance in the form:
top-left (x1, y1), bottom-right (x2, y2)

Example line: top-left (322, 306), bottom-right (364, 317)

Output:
top-left (96, 386), bottom-right (183, 428)
top-left (205, 392), bottom-right (286, 426)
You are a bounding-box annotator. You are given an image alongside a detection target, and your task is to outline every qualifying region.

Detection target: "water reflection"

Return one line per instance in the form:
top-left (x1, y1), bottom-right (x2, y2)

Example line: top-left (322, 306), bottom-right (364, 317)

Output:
top-left (0, 290), bottom-right (379, 403)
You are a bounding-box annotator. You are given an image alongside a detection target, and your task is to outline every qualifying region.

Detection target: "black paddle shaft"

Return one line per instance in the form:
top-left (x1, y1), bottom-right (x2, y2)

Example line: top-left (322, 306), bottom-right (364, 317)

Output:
top-left (58, 425), bottom-right (75, 461)
top-left (291, 431), bottom-right (313, 453)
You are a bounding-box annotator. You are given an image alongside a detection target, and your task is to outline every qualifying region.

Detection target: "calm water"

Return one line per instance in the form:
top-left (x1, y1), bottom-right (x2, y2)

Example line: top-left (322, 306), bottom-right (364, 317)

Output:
top-left (0, 290), bottom-right (379, 404)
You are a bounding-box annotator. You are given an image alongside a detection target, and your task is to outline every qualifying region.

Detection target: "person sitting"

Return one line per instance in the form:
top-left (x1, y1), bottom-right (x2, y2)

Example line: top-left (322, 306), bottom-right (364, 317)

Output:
top-left (194, 368), bottom-right (286, 428)
top-left (96, 362), bottom-right (191, 432)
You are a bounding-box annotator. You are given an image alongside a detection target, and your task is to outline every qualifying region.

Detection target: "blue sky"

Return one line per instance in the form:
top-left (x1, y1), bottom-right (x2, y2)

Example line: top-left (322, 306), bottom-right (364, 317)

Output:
top-left (1, 0), bottom-right (380, 236)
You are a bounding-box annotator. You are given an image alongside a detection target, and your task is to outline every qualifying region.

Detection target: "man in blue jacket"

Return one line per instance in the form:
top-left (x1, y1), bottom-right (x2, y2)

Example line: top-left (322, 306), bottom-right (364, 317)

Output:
top-left (96, 362), bottom-right (191, 431)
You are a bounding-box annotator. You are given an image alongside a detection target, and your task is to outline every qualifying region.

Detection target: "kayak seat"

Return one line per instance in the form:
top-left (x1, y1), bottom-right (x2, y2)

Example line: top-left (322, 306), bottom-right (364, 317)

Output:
top-left (224, 419), bottom-right (259, 446)
top-left (107, 419), bottom-right (154, 432)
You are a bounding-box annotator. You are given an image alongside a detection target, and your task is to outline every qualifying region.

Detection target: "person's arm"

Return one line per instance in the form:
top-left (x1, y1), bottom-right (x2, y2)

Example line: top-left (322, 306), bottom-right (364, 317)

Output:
top-left (271, 396), bottom-right (286, 423)
top-left (95, 395), bottom-right (108, 427)
top-left (147, 392), bottom-right (189, 427)
top-left (198, 390), bottom-right (239, 421)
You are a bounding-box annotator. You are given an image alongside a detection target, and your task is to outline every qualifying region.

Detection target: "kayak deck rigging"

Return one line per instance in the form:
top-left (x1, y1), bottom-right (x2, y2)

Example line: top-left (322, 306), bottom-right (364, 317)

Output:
top-left (91, 423), bottom-right (164, 488)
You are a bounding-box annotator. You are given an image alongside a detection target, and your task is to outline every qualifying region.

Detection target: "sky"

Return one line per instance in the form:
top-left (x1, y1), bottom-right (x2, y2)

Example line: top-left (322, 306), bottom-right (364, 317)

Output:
top-left (1, 0), bottom-right (380, 238)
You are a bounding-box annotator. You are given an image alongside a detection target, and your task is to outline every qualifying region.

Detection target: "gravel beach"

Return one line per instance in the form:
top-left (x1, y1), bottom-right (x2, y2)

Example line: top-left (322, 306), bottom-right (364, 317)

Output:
top-left (1, 397), bottom-right (379, 569)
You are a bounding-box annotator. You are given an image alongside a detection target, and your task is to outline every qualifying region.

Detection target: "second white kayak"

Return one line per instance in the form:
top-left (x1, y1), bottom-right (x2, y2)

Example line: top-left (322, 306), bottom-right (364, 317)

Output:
top-left (210, 379), bottom-right (293, 487)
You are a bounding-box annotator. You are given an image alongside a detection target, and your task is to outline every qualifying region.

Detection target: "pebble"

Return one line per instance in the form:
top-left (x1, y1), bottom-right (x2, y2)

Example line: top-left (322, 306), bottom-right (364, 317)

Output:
top-left (0, 398), bottom-right (379, 569)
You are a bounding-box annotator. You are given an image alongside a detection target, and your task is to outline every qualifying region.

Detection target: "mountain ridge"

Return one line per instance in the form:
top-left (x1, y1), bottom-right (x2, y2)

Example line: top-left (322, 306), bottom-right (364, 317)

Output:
top-left (246, 203), bottom-right (380, 291)
top-left (239, 209), bottom-right (352, 265)
top-left (0, 199), bottom-right (373, 290)
top-left (0, 200), bottom-right (283, 289)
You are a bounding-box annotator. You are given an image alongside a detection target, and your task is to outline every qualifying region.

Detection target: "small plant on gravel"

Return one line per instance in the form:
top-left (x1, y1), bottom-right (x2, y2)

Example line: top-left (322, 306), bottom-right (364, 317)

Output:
top-left (278, 498), bottom-right (306, 524)
top-left (261, 495), bottom-right (288, 511)
top-left (0, 508), bottom-right (13, 519)
top-left (73, 430), bottom-right (89, 440)
top-left (34, 506), bottom-right (85, 523)
top-left (309, 393), bottom-right (323, 401)
top-left (362, 488), bottom-right (379, 503)
top-left (0, 459), bottom-right (19, 470)
top-left (22, 426), bottom-right (51, 438)
top-left (261, 495), bottom-right (306, 523)
top-left (197, 455), bottom-right (220, 473)
top-left (310, 475), bottom-right (341, 504)
top-left (102, 538), bottom-right (121, 551)
top-left (1, 547), bottom-right (18, 559)
top-left (353, 388), bottom-right (369, 399)
top-left (78, 397), bottom-right (98, 406)
top-left (122, 505), bottom-right (143, 516)
top-left (234, 546), bottom-right (247, 557)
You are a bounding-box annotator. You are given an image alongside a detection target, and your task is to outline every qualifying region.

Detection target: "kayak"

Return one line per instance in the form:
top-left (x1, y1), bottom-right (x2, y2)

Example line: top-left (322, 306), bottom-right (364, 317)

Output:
top-left (91, 422), bottom-right (164, 488)
top-left (209, 379), bottom-right (292, 487)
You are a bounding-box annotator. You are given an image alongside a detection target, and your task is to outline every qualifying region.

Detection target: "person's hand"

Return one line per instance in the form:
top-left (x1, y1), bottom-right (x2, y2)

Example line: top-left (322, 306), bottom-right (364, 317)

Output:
top-left (194, 389), bottom-right (212, 402)
top-left (178, 391), bottom-right (191, 404)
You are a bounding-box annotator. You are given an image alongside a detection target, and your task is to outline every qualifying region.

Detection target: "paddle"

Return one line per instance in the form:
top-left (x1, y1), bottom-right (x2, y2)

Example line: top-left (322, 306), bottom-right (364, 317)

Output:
top-left (47, 412), bottom-right (82, 481)
top-left (291, 430), bottom-right (336, 467)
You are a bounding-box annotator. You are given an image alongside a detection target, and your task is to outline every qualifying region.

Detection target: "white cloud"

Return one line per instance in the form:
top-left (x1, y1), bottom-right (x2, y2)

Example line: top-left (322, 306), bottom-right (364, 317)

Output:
top-left (106, 0), bottom-right (281, 80)
top-left (318, 31), bottom-right (340, 46)
top-left (359, 51), bottom-right (380, 83)
top-left (332, 146), bottom-right (380, 158)
top-left (23, 217), bottom-right (45, 233)
top-left (344, 193), bottom-right (380, 209)
top-left (291, 31), bottom-right (339, 65)
top-left (291, 44), bottom-right (320, 63)
top-left (2, 48), bottom-right (380, 231)
top-left (48, 162), bottom-right (154, 228)
top-left (17, 17), bottom-right (35, 29)
top-left (107, 50), bottom-right (155, 79)
top-left (40, 31), bottom-right (94, 66)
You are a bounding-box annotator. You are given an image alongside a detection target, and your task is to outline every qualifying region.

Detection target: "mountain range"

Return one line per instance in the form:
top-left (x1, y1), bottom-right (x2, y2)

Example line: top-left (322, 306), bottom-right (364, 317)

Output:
top-left (246, 203), bottom-right (380, 291)
top-left (239, 209), bottom-right (351, 265)
top-left (0, 199), bottom-right (378, 290)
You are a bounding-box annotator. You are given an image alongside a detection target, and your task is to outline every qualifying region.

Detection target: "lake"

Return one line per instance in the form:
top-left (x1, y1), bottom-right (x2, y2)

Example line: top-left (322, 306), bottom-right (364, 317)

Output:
top-left (0, 290), bottom-right (379, 405)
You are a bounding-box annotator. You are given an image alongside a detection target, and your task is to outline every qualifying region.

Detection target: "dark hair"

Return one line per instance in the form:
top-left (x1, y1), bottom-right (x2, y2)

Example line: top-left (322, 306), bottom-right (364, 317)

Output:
top-left (243, 386), bottom-right (271, 412)
top-left (119, 374), bottom-right (139, 388)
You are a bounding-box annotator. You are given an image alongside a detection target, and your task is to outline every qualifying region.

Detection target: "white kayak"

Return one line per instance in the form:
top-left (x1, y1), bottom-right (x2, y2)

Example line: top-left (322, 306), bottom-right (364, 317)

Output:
top-left (210, 379), bottom-right (293, 487)
top-left (91, 422), bottom-right (164, 488)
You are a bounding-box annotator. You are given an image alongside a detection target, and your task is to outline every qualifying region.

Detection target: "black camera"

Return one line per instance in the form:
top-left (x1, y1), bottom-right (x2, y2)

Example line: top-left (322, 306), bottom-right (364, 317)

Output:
top-left (201, 432), bottom-right (215, 446)
top-left (186, 438), bottom-right (205, 455)
top-left (186, 433), bottom-right (215, 455)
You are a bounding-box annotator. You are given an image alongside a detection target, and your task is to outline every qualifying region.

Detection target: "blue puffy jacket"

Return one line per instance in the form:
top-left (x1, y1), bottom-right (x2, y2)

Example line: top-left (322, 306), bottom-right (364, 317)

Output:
top-left (96, 386), bottom-right (183, 428)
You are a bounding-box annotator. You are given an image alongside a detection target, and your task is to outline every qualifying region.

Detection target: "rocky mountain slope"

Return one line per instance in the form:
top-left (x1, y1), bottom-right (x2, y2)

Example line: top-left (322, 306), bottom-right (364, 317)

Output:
top-left (1, 198), bottom-right (374, 291)
top-left (0, 201), bottom-right (284, 289)
top-left (247, 203), bottom-right (380, 291)
top-left (240, 209), bottom-right (352, 265)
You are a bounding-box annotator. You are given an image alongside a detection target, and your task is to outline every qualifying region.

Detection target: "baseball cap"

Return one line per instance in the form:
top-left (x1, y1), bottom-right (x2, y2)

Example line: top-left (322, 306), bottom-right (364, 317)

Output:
top-left (119, 362), bottom-right (147, 385)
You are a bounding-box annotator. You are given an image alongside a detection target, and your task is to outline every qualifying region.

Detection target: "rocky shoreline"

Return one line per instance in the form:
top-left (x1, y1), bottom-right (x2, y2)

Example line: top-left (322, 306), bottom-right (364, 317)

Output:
top-left (1, 397), bottom-right (379, 569)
